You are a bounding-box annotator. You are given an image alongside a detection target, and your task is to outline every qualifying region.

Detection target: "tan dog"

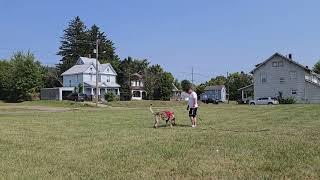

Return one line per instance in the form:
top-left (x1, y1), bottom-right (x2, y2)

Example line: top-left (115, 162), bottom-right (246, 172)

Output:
top-left (149, 104), bottom-right (176, 128)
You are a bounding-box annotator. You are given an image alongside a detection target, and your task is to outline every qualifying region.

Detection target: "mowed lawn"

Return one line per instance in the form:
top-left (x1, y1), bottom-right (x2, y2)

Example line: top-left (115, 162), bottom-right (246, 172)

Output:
top-left (0, 101), bottom-right (319, 179)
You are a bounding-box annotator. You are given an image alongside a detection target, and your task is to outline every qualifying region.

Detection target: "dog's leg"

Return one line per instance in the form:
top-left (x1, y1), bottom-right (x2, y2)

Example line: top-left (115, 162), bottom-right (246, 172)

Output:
top-left (154, 116), bottom-right (160, 128)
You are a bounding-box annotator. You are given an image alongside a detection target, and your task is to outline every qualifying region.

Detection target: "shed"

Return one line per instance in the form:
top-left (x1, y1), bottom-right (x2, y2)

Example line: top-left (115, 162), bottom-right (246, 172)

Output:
top-left (40, 87), bottom-right (75, 101)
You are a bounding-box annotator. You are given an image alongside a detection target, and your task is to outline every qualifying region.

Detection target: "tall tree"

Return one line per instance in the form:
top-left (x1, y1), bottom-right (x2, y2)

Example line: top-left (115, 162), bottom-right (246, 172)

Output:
top-left (87, 24), bottom-right (121, 72)
top-left (57, 16), bottom-right (89, 74)
top-left (313, 60), bottom-right (320, 74)
top-left (159, 72), bottom-right (174, 100)
top-left (145, 64), bottom-right (164, 100)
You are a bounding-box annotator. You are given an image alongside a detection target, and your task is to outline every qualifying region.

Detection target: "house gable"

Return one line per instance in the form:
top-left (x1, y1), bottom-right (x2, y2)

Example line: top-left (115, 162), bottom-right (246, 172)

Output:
top-left (100, 64), bottom-right (117, 75)
top-left (76, 57), bottom-right (100, 66)
top-left (250, 53), bottom-right (310, 74)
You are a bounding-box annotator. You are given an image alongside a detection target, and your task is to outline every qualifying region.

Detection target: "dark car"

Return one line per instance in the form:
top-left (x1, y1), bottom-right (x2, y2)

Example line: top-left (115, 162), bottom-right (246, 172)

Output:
top-left (201, 94), bottom-right (219, 104)
top-left (66, 93), bottom-right (86, 102)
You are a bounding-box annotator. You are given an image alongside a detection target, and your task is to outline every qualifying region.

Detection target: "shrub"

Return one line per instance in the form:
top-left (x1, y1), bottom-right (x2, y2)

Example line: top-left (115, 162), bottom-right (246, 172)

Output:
top-left (279, 97), bottom-right (296, 104)
top-left (104, 92), bottom-right (118, 102)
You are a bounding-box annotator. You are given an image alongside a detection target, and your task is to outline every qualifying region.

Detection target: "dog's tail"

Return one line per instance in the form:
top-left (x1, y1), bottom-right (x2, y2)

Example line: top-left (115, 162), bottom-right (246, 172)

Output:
top-left (149, 104), bottom-right (155, 115)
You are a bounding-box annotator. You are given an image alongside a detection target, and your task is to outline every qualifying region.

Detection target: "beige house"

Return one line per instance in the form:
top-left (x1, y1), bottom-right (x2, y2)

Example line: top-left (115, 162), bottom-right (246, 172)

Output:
top-left (249, 53), bottom-right (320, 103)
top-left (131, 73), bottom-right (146, 100)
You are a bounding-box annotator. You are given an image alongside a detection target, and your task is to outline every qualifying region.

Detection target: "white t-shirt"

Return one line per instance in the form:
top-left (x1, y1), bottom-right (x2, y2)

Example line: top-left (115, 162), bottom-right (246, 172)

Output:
top-left (188, 91), bottom-right (198, 108)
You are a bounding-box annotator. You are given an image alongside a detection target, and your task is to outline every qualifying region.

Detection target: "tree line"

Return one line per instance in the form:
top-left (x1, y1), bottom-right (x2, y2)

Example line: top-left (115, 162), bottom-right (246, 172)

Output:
top-left (2, 16), bottom-right (320, 102)
top-left (0, 16), bottom-right (175, 102)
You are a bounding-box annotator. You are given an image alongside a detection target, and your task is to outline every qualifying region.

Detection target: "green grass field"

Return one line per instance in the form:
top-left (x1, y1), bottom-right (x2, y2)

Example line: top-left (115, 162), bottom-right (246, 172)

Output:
top-left (0, 101), bottom-right (319, 179)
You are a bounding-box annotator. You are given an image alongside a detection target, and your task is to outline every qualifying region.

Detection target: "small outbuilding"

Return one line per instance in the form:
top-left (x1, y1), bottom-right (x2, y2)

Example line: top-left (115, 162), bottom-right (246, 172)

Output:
top-left (202, 85), bottom-right (227, 102)
top-left (40, 87), bottom-right (75, 101)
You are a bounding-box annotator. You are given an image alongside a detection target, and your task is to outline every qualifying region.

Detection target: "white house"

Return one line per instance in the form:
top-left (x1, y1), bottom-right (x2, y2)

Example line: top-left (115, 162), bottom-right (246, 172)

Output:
top-left (61, 57), bottom-right (120, 99)
top-left (201, 85), bottom-right (227, 102)
top-left (248, 53), bottom-right (320, 103)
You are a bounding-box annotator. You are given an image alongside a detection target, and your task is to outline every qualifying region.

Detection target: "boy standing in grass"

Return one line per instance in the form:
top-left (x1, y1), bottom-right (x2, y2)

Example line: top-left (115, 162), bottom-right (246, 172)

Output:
top-left (186, 87), bottom-right (198, 128)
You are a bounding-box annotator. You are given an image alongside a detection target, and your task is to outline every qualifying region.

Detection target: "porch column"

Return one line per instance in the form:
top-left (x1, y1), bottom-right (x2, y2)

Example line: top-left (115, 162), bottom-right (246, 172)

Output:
top-left (241, 90), bottom-right (244, 100)
top-left (91, 88), bottom-right (94, 95)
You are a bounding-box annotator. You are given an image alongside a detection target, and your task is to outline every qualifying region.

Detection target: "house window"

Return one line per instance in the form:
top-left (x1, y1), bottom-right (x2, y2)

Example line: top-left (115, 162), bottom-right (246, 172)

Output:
top-left (107, 68), bottom-right (109, 72)
top-left (90, 73), bottom-right (93, 82)
top-left (278, 61), bottom-right (284, 67)
top-left (69, 80), bottom-right (71, 87)
top-left (291, 90), bottom-right (297, 95)
top-left (76, 74), bottom-right (79, 82)
top-left (290, 71), bottom-right (297, 80)
top-left (107, 76), bottom-right (110, 82)
top-left (260, 73), bottom-right (267, 83)
top-left (272, 62), bottom-right (278, 67)
top-left (280, 77), bottom-right (285, 84)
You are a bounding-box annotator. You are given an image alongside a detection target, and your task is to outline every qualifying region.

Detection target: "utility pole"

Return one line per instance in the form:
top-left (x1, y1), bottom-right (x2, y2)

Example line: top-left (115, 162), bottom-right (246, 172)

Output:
top-left (227, 72), bottom-right (230, 104)
top-left (95, 39), bottom-right (100, 107)
top-left (191, 67), bottom-right (194, 84)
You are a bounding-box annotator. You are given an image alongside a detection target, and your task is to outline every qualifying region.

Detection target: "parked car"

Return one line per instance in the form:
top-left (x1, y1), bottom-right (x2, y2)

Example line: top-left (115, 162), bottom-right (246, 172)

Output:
top-left (249, 97), bottom-right (279, 105)
top-left (201, 94), bottom-right (219, 104)
top-left (65, 93), bottom-right (86, 102)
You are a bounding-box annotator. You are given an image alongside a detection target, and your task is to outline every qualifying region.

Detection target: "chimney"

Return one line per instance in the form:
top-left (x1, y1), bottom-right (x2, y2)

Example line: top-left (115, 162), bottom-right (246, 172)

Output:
top-left (88, 54), bottom-right (91, 58)
top-left (288, 54), bottom-right (292, 60)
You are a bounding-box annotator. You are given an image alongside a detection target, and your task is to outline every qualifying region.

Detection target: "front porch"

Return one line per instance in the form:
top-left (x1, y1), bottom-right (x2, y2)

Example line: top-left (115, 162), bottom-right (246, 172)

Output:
top-left (83, 82), bottom-right (120, 101)
top-left (238, 84), bottom-right (254, 104)
top-left (131, 90), bottom-right (146, 100)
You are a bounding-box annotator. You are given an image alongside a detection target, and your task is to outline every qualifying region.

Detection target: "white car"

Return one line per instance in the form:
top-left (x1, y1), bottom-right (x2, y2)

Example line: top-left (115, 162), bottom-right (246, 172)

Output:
top-left (249, 97), bottom-right (279, 105)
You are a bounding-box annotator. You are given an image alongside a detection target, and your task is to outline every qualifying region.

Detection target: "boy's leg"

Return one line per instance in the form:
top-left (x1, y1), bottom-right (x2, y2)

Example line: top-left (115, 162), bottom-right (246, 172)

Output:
top-left (193, 108), bottom-right (198, 127)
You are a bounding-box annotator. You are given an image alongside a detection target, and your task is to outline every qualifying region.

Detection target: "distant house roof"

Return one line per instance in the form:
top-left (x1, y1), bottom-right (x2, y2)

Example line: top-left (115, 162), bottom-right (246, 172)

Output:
top-left (132, 73), bottom-right (143, 79)
top-left (76, 57), bottom-right (100, 66)
top-left (205, 85), bottom-right (225, 91)
top-left (250, 53), bottom-right (311, 74)
top-left (61, 57), bottom-right (117, 76)
top-left (238, 84), bottom-right (253, 91)
top-left (61, 64), bottom-right (92, 76)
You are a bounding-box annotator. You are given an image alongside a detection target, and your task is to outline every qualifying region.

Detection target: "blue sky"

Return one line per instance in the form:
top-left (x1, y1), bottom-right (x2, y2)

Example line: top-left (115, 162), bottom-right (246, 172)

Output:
top-left (1, 0), bottom-right (320, 83)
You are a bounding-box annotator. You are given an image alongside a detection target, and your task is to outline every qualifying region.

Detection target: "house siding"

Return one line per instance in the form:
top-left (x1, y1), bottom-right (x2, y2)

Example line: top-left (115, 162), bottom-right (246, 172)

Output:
top-left (203, 87), bottom-right (226, 102)
top-left (253, 55), bottom-right (307, 103)
top-left (305, 82), bottom-right (320, 103)
top-left (63, 74), bottom-right (83, 87)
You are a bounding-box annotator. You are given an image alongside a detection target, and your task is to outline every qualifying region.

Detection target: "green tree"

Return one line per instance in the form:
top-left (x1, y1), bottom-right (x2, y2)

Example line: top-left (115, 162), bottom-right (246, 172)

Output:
top-left (145, 64), bottom-right (164, 100)
top-left (196, 83), bottom-right (206, 95)
top-left (42, 66), bottom-right (63, 88)
top-left (159, 72), bottom-right (174, 100)
top-left (0, 60), bottom-right (11, 100)
top-left (207, 76), bottom-right (227, 86)
top-left (118, 57), bottom-right (150, 100)
top-left (226, 72), bottom-right (252, 100)
top-left (313, 60), bottom-right (320, 74)
top-left (87, 24), bottom-right (121, 72)
top-left (2, 52), bottom-right (45, 102)
top-left (57, 16), bottom-right (89, 74)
